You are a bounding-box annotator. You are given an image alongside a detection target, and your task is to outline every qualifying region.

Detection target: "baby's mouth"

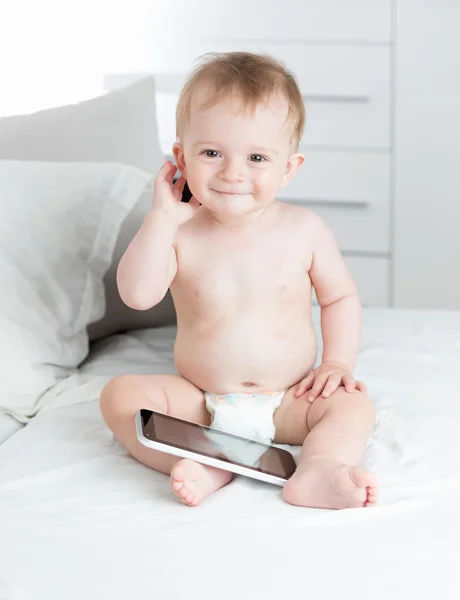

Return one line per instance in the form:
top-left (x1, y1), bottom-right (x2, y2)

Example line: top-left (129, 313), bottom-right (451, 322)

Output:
top-left (212, 189), bottom-right (248, 196)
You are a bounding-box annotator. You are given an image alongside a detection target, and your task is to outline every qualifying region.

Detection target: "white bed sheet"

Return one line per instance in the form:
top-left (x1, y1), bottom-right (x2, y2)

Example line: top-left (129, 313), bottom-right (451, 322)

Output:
top-left (1, 307), bottom-right (460, 600)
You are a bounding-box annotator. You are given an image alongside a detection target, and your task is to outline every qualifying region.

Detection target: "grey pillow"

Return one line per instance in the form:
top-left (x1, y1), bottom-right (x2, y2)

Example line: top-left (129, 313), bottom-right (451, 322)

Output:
top-left (87, 184), bottom-right (177, 341)
top-left (0, 76), bottom-right (176, 340)
top-left (0, 77), bottom-right (162, 172)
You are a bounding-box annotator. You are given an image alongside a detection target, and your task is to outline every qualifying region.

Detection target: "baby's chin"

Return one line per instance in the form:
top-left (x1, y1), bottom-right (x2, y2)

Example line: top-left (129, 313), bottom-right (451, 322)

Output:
top-left (208, 203), bottom-right (262, 218)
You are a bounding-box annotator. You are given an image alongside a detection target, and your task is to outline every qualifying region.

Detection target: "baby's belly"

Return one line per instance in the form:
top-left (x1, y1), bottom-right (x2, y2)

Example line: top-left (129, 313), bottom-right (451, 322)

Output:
top-left (173, 313), bottom-right (317, 394)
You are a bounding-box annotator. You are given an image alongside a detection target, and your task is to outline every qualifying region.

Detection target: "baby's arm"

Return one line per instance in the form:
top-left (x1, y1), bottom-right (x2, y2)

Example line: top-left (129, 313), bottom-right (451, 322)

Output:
top-left (308, 213), bottom-right (361, 373)
top-left (117, 210), bottom-right (178, 310)
top-left (117, 160), bottom-right (200, 311)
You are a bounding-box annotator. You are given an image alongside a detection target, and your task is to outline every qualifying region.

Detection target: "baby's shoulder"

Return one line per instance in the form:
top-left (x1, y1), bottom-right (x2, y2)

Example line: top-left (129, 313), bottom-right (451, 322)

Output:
top-left (276, 202), bottom-right (325, 233)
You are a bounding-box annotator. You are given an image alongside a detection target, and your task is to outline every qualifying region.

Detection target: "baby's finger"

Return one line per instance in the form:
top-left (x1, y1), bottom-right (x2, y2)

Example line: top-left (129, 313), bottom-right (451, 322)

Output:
top-left (295, 371), bottom-right (315, 398)
top-left (172, 175), bottom-right (186, 199)
top-left (355, 380), bottom-right (367, 394)
top-left (165, 162), bottom-right (178, 184)
top-left (343, 374), bottom-right (356, 393)
top-left (155, 160), bottom-right (177, 187)
top-left (307, 374), bottom-right (328, 403)
top-left (188, 196), bottom-right (202, 209)
top-left (321, 374), bottom-right (342, 398)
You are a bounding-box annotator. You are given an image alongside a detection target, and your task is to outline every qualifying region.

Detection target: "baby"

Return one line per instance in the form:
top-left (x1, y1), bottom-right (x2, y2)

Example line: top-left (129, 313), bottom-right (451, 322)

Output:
top-left (100, 51), bottom-right (377, 509)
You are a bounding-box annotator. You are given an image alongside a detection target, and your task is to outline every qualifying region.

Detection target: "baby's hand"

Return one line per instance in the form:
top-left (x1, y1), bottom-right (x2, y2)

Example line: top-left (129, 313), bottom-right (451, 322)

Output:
top-left (295, 361), bottom-right (367, 403)
top-left (152, 160), bottom-right (201, 226)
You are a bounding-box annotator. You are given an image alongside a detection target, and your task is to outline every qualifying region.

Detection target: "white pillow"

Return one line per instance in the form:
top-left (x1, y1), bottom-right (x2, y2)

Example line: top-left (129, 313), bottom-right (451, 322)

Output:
top-left (0, 414), bottom-right (21, 445)
top-left (0, 160), bottom-right (152, 424)
top-left (0, 76), bottom-right (176, 341)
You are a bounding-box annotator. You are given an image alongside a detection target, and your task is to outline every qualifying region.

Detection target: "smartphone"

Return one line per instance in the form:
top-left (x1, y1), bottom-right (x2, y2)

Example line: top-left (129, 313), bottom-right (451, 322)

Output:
top-left (180, 180), bottom-right (193, 203)
top-left (135, 409), bottom-right (297, 486)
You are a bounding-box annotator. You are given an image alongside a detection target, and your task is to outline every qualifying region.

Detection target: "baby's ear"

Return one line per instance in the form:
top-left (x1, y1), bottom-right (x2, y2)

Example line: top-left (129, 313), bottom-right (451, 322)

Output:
top-left (280, 152), bottom-right (305, 188)
top-left (172, 142), bottom-right (187, 178)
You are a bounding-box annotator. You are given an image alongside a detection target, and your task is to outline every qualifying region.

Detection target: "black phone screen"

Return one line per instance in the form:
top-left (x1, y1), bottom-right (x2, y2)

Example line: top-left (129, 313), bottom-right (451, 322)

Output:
top-left (140, 409), bottom-right (297, 479)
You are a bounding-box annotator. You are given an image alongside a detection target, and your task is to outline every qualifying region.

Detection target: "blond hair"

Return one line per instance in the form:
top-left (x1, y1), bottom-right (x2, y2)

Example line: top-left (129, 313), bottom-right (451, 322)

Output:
top-left (175, 51), bottom-right (305, 151)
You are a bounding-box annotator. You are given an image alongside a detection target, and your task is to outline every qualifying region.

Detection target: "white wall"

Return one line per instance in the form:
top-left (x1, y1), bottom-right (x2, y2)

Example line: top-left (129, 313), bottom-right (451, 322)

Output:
top-left (394, 0), bottom-right (460, 310)
top-left (1, 0), bottom-right (459, 310)
top-left (0, 0), bottom-right (162, 116)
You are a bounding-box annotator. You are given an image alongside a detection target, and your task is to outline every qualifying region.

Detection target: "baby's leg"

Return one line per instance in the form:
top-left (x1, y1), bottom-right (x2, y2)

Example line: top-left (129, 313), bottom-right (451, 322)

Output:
top-left (274, 386), bottom-right (377, 509)
top-left (100, 374), bottom-right (232, 506)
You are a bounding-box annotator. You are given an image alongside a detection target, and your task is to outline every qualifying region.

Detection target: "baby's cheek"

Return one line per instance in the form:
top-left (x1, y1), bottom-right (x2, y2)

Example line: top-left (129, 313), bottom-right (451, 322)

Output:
top-left (186, 163), bottom-right (206, 187)
top-left (184, 171), bottom-right (200, 196)
top-left (255, 177), bottom-right (280, 200)
top-left (260, 168), bottom-right (281, 187)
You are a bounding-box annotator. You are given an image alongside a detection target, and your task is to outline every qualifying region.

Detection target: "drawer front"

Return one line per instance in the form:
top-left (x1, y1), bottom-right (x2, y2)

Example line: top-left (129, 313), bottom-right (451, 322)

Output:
top-left (346, 256), bottom-right (390, 307)
top-left (144, 0), bottom-right (392, 43)
top-left (106, 44), bottom-right (391, 150)
top-left (313, 257), bottom-right (390, 308)
top-left (279, 151), bottom-right (391, 253)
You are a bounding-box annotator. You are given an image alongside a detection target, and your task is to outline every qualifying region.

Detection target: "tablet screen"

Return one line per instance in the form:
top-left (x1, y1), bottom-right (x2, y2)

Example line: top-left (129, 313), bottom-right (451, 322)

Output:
top-left (140, 409), bottom-right (296, 479)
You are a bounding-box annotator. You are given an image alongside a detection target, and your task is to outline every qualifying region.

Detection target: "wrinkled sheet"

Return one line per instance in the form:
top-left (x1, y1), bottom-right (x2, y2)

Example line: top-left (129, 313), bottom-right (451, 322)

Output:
top-left (1, 307), bottom-right (460, 600)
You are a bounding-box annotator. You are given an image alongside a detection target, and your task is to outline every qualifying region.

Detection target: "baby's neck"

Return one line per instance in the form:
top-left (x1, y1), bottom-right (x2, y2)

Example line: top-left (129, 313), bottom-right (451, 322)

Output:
top-left (202, 203), bottom-right (278, 229)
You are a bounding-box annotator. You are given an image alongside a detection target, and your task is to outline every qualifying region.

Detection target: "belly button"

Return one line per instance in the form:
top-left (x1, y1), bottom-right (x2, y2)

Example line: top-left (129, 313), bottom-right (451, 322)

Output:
top-left (242, 381), bottom-right (257, 387)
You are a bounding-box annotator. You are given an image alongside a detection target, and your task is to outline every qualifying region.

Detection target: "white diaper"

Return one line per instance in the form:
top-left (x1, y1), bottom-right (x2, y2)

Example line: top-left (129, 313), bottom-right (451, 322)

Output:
top-left (204, 390), bottom-right (285, 466)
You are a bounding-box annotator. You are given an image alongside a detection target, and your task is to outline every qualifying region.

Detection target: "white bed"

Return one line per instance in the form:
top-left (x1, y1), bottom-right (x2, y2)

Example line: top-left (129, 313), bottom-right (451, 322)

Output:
top-left (1, 76), bottom-right (459, 600)
top-left (1, 306), bottom-right (460, 600)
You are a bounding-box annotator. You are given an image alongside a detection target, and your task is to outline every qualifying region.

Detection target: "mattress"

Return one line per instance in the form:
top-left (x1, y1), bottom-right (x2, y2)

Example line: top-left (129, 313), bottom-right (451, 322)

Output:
top-left (1, 307), bottom-right (460, 600)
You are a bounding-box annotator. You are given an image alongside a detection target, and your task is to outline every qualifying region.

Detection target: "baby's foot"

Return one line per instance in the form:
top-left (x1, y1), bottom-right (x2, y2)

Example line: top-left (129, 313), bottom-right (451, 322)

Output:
top-left (170, 459), bottom-right (233, 507)
top-left (282, 458), bottom-right (377, 510)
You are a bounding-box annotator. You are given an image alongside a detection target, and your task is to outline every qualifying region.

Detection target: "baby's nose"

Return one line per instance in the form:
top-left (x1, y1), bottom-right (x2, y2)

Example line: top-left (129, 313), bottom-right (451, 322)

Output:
top-left (218, 161), bottom-right (245, 182)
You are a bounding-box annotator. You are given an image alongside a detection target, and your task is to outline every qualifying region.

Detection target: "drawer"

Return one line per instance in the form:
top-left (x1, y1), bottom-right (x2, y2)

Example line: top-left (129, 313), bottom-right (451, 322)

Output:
top-left (313, 256), bottom-right (390, 308)
top-left (107, 44), bottom-right (391, 150)
top-left (143, 0), bottom-right (392, 43)
top-left (346, 256), bottom-right (390, 307)
top-left (279, 151), bottom-right (391, 253)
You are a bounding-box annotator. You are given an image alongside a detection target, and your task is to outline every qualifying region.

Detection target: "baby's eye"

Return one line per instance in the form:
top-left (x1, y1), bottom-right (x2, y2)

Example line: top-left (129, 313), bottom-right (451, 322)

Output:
top-left (204, 150), bottom-right (220, 158)
top-left (250, 154), bottom-right (266, 163)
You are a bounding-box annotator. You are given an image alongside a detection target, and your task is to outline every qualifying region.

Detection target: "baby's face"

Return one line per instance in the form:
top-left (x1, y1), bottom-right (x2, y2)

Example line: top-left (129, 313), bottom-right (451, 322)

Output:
top-left (174, 87), bottom-right (304, 219)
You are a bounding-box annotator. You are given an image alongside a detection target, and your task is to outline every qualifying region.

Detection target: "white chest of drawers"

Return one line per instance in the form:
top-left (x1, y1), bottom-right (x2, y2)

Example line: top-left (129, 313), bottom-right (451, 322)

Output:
top-left (105, 0), bottom-right (393, 307)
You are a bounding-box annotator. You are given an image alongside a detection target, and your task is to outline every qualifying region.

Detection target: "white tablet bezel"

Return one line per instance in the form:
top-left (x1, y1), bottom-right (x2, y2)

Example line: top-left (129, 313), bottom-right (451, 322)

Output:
top-left (135, 410), bottom-right (295, 487)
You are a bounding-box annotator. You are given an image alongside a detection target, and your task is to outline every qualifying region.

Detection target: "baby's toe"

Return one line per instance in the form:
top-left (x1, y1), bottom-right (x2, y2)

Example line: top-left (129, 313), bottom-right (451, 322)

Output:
top-left (180, 490), bottom-right (197, 506)
top-left (364, 486), bottom-right (378, 507)
top-left (349, 466), bottom-right (371, 488)
top-left (367, 485), bottom-right (378, 497)
top-left (171, 479), bottom-right (183, 492)
top-left (184, 490), bottom-right (193, 502)
top-left (348, 466), bottom-right (378, 507)
top-left (178, 485), bottom-right (191, 499)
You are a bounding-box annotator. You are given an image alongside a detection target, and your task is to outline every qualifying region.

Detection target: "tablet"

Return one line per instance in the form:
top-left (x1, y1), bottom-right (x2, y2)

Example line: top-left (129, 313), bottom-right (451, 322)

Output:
top-left (135, 409), bottom-right (297, 486)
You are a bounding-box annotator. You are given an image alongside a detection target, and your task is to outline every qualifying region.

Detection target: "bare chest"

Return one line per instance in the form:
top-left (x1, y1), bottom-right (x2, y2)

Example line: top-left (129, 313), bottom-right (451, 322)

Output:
top-left (173, 229), bottom-right (312, 312)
